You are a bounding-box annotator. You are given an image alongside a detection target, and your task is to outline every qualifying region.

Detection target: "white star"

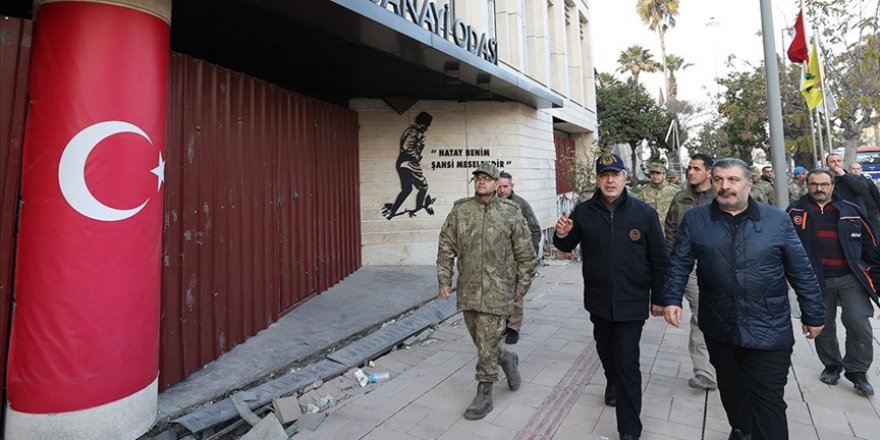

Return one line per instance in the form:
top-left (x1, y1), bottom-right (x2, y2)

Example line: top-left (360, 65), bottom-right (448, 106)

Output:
top-left (150, 152), bottom-right (165, 191)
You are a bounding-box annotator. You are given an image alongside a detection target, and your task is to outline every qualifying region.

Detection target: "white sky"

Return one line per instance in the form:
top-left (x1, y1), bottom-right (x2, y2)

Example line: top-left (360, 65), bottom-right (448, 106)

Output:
top-left (589, 0), bottom-right (804, 109)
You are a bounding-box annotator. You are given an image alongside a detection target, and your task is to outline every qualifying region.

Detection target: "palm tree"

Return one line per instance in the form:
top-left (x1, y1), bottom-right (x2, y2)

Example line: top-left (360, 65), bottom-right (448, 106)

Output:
top-left (665, 54), bottom-right (693, 102)
top-left (596, 71), bottom-right (622, 89)
top-left (616, 45), bottom-right (660, 83)
top-left (636, 0), bottom-right (680, 99)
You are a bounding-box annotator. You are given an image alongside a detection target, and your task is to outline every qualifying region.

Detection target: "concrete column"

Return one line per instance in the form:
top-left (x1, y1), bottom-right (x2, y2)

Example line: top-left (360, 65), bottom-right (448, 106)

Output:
top-left (6, 1), bottom-right (170, 439)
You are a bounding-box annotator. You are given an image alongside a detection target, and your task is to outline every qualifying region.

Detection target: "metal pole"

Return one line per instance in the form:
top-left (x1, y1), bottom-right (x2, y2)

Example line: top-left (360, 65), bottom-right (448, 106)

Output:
top-left (815, 107), bottom-right (826, 164)
top-left (808, 105), bottom-right (819, 167)
top-left (815, 31), bottom-right (834, 151)
top-left (759, 0), bottom-right (789, 207)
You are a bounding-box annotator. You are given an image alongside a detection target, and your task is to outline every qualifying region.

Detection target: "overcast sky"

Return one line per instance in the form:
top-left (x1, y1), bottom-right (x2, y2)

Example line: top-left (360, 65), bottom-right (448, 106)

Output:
top-left (588, 0), bottom-right (862, 108)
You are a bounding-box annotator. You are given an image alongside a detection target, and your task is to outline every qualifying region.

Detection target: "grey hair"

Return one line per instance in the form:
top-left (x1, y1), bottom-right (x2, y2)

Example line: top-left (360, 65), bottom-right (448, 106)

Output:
top-left (712, 158), bottom-right (752, 181)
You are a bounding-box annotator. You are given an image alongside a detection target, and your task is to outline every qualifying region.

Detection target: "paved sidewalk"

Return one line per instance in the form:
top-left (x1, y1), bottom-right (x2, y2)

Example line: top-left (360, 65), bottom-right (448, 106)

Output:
top-left (288, 261), bottom-right (880, 440)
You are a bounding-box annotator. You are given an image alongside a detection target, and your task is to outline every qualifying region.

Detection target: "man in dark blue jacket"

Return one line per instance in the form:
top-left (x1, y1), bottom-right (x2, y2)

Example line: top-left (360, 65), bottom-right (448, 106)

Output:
top-left (661, 158), bottom-right (825, 440)
top-left (554, 153), bottom-right (668, 440)
top-left (787, 169), bottom-right (880, 396)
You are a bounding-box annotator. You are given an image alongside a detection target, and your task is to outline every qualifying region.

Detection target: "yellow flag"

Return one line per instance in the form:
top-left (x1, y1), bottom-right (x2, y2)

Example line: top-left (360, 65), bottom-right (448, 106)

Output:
top-left (801, 42), bottom-right (824, 110)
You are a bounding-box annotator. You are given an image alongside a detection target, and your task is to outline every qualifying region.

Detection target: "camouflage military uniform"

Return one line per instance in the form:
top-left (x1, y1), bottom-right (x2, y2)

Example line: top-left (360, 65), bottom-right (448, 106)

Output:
top-left (634, 182), bottom-right (679, 227)
top-left (789, 179), bottom-right (807, 203)
top-left (437, 194), bottom-right (537, 382)
top-left (752, 178), bottom-right (774, 205)
top-left (506, 191), bottom-right (542, 334)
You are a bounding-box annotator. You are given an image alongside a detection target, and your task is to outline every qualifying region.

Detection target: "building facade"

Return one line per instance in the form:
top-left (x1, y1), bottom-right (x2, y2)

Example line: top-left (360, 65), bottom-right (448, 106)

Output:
top-left (0, 0), bottom-right (597, 438)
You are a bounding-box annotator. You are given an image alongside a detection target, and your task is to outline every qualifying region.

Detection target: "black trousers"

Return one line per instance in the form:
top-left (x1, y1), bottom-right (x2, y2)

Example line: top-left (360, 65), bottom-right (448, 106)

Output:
top-left (590, 314), bottom-right (645, 437)
top-left (707, 338), bottom-right (792, 440)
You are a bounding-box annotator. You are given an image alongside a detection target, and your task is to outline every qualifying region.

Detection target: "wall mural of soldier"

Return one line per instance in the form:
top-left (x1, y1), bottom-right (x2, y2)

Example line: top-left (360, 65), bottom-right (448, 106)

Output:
top-left (382, 111), bottom-right (436, 219)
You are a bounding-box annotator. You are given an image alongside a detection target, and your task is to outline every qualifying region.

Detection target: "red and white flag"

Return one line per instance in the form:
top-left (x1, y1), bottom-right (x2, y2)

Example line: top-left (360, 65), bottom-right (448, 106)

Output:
top-left (9, 0), bottom-right (169, 416)
top-left (788, 10), bottom-right (809, 63)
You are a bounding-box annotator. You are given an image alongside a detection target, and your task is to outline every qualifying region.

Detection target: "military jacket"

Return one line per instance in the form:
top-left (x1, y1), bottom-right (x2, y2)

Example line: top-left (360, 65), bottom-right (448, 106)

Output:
top-left (634, 182), bottom-right (679, 227)
top-left (509, 191), bottom-right (542, 254)
top-left (664, 185), bottom-right (715, 252)
top-left (752, 179), bottom-right (774, 205)
top-left (788, 179), bottom-right (807, 204)
top-left (437, 195), bottom-right (537, 316)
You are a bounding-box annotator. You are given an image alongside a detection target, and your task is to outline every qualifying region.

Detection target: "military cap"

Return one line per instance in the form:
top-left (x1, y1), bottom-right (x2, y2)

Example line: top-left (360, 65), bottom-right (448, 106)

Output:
top-left (596, 153), bottom-right (626, 174)
top-left (793, 166), bottom-right (807, 174)
top-left (472, 162), bottom-right (500, 180)
top-left (645, 161), bottom-right (667, 173)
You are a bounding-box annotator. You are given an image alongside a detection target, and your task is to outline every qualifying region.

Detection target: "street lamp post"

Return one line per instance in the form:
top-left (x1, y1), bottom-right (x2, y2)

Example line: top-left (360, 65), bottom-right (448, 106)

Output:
top-left (759, 0), bottom-right (790, 207)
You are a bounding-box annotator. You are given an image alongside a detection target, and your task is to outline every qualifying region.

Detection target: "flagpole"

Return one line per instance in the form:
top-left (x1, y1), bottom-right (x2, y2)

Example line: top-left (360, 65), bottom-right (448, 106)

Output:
top-left (815, 106), bottom-right (826, 163)
top-left (814, 32), bottom-right (834, 152)
top-left (808, 103), bottom-right (819, 167)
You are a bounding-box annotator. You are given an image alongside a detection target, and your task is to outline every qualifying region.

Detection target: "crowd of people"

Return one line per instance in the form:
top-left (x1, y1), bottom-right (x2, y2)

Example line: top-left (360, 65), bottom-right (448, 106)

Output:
top-left (435, 153), bottom-right (879, 440)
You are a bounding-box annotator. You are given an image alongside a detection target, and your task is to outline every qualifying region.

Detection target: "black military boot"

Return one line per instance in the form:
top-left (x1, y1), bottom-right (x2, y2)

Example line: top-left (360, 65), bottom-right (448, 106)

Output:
top-left (499, 350), bottom-right (521, 391)
top-left (464, 382), bottom-right (494, 420)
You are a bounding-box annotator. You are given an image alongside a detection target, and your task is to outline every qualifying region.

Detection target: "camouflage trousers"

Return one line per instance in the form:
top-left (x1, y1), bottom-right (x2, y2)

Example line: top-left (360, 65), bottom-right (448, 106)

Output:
top-left (463, 310), bottom-right (509, 383)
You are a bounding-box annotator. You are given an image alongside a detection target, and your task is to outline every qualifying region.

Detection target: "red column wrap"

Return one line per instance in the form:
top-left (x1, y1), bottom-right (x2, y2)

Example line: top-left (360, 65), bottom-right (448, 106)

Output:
top-left (9, 1), bottom-right (169, 412)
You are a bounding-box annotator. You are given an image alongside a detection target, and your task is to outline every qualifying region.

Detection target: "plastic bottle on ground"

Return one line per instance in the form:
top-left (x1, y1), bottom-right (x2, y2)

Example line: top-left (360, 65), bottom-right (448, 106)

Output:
top-left (368, 371), bottom-right (390, 383)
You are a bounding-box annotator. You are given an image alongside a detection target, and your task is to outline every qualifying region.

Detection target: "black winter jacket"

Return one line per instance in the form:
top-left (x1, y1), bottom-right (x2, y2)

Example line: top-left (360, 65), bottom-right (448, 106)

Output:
top-left (554, 189), bottom-right (668, 322)
top-left (787, 194), bottom-right (880, 307)
top-left (661, 198), bottom-right (825, 350)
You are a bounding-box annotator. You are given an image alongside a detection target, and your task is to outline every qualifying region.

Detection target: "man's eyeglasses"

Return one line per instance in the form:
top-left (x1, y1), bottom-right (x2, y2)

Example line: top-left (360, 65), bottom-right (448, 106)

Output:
top-left (807, 182), bottom-right (832, 188)
top-left (474, 174), bottom-right (495, 182)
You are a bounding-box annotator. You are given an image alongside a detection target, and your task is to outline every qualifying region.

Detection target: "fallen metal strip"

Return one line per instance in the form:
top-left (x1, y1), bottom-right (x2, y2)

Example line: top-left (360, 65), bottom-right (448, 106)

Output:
top-left (326, 296), bottom-right (458, 366)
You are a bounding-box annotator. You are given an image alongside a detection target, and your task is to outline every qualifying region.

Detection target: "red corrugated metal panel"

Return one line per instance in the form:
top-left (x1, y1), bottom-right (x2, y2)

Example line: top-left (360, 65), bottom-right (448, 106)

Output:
top-left (277, 92), bottom-right (317, 311)
top-left (0, 16), bottom-right (32, 403)
top-left (162, 54), bottom-right (280, 388)
top-left (161, 54), bottom-right (360, 389)
top-left (555, 136), bottom-right (576, 194)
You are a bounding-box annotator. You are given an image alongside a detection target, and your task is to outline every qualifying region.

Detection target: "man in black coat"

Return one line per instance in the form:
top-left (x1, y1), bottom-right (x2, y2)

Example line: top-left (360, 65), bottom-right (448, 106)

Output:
top-left (662, 158), bottom-right (825, 440)
top-left (554, 153), bottom-right (668, 440)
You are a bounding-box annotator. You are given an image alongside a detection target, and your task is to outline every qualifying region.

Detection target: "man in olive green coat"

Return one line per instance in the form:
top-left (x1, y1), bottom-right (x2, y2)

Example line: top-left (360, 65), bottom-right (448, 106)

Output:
top-left (664, 153), bottom-right (718, 391)
top-left (497, 170), bottom-right (542, 345)
top-left (437, 162), bottom-right (537, 420)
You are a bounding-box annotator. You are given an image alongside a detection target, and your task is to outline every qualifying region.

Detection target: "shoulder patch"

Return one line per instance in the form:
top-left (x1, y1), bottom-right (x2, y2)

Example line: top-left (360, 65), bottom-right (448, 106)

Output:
top-left (453, 197), bottom-right (472, 206)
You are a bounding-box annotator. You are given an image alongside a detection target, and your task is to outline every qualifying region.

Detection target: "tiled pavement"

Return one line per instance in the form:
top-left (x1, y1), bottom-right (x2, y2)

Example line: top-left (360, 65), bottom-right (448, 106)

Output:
top-left (289, 261), bottom-right (880, 440)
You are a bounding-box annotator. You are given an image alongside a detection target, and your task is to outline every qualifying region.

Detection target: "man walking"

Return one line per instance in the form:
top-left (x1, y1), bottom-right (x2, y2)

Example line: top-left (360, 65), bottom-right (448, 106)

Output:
top-left (662, 158), bottom-right (825, 440)
top-left (663, 153), bottom-right (718, 390)
top-left (497, 171), bottom-right (542, 345)
top-left (788, 166), bottom-right (808, 203)
top-left (554, 154), bottom-right (667, 440)
top-left (634, 161), bottom-right (679, 228)
top-left (436, 162), bottom-right (537, 420)
top-left (750, 165), bottom-right (773, 205)
top-left (787, 169), bottom-right (880, 396)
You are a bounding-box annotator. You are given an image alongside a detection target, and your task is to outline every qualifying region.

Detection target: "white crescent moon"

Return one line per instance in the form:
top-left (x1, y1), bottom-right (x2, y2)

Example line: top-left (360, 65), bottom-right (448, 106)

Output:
top-left (58, 121), bottom-right (154, 222)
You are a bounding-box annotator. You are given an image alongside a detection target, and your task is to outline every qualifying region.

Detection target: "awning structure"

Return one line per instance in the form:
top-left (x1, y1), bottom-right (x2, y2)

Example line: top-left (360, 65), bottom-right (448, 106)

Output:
top-left (172, 0), bottom-right (563, 109)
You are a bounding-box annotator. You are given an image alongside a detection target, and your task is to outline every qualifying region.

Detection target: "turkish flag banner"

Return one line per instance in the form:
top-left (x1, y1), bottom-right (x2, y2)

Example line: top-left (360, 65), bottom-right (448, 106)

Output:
top-left (10, 1), bottom-right (169, 413)
top-left (787, 10), bottom-right (809, 64)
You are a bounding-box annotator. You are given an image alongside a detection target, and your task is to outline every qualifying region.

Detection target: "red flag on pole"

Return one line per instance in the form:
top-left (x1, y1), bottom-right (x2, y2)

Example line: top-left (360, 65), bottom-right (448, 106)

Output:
top-left (788, 10), bottom-right (809, 63)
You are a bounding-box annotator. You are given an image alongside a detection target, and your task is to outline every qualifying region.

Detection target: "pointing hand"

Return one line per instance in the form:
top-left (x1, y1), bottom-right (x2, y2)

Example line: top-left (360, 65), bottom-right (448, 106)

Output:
top-left (555, 213), bottom-right (574, 236)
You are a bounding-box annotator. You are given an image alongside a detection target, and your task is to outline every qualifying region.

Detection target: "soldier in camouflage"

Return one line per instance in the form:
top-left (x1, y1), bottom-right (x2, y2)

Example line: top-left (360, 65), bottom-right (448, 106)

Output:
top-left (437, 162), bottom-right (537, 420)
top-left (751, 165), bottom-right (775, 205)
top-left (664, 153), bottom-right (718, 391)
top-left (497, 171), bottom-right (542, 345)
top-left (788, 166), bottom-right (808, 204)
top-left (633, 161), bottom-right (679, 227)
